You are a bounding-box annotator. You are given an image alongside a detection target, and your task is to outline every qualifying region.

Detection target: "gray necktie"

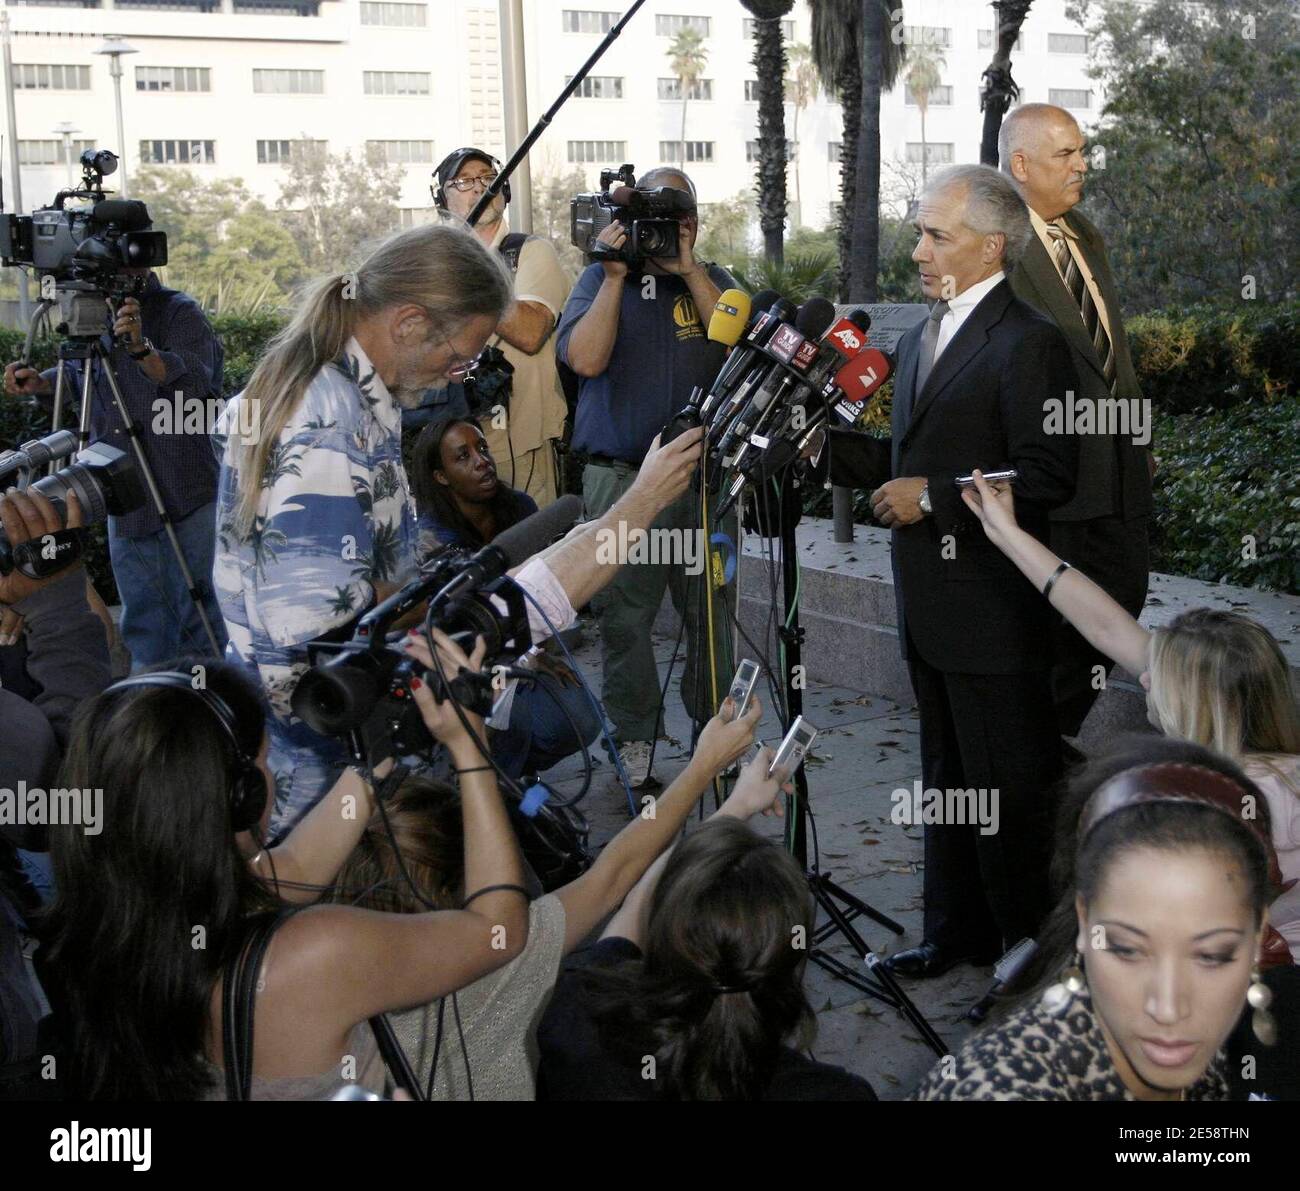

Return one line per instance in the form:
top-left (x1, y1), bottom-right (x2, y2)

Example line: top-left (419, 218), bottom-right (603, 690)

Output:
top-left (914, 299), bottom-right (949, 397)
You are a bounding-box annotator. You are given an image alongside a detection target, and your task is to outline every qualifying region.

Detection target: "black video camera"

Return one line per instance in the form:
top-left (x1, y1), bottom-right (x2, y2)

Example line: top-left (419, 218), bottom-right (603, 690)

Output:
top-left (291, 549), bottom-right (532, 759)
top-left (0, 431), bottom-right (145, 578)
top-left (570, 164), bottom-right (695, 266)
top-left (0, 149), bottom-right (167, 292)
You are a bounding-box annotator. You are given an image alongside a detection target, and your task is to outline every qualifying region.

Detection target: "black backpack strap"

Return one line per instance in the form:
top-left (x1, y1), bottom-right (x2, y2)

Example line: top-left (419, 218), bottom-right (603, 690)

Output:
top-left (498, 232), bottom-right (530, 273)
top-left (221, 908), bottom-right (297, 1102)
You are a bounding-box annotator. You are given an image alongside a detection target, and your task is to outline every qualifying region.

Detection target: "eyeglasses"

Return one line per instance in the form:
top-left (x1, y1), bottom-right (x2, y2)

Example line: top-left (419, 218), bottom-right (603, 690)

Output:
top-left (437, 326), bottom-right (483, 379)
top-left (445, 173), bottom-right (499, 194)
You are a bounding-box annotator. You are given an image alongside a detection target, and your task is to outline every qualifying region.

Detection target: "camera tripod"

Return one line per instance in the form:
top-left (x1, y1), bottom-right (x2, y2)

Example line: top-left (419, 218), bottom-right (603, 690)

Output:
top-left (748, 471), bottom-right (947, 1058)
top-left (24, 292), bottom-right (224, 657)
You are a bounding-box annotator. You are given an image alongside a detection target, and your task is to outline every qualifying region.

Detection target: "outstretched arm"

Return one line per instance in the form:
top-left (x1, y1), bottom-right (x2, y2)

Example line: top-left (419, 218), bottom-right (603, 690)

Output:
top-left (962, 470), bottom-right (1151, 678)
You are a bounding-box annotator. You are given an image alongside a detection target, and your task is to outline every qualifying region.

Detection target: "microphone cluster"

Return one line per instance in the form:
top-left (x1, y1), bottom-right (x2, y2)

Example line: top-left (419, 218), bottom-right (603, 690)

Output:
top-left (663, 287), bottom-right (895, 518)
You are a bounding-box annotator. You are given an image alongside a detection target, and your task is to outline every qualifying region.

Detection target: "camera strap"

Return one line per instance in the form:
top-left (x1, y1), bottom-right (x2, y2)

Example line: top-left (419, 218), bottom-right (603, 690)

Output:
top-left (0, 528), bottom-right (83, 580)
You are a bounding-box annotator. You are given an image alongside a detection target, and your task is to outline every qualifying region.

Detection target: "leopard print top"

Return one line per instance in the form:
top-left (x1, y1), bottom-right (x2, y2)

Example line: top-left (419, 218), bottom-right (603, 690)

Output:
top-left (911, 987), bottom-right (1229, 1101)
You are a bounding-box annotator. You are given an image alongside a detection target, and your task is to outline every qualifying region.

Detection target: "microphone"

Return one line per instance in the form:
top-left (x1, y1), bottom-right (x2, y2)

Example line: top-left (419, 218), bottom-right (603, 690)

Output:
top-left (430, 494), bottom-right (583, 612)
top-left (706, 288), bottom-right (755, 348)
top-left (716, 301), bottom-right (850, 465)
top-left (828, 348), bottom-right (893, 424)
top-left (713, 299), bottom-right (835, 461)
top-left (701, 294), bottom-right (795, 423)
top-left (968, 937), bottom-right (1039, 1024)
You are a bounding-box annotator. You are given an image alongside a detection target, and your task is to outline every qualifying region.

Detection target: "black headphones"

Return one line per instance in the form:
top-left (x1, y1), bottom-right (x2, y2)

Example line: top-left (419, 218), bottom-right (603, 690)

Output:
top-left (104, 672), bottom-right (268, 834)
top-left (432, 147), bottom-right (511, 210)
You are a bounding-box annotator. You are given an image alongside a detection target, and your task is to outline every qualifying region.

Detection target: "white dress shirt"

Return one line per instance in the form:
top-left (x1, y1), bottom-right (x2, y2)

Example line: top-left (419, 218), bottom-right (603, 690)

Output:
top-left (932, 270), bottom-right (1005, 361)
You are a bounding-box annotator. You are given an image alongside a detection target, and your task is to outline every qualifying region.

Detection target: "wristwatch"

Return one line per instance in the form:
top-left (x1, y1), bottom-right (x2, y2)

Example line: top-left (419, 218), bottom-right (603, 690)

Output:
top-left (128, 337), bottom-right (154, 361)
top-left (918, 485), bottom-right (932, 516)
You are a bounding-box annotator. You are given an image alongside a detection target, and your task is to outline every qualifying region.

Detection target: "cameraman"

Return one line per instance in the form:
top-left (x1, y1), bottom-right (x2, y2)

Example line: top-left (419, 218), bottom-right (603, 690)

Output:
top-left (3, 267), bottom-right (227, 670)
top-left (556, 167), bottom-right (735, 788)
top-left (434, 147), bottom-right (571, 507)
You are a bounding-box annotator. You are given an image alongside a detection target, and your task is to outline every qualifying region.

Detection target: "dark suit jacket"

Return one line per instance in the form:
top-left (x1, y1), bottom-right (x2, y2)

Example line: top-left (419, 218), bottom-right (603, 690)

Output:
top-left (1010, 207), bottom-right (1152, 523)
top-left (825, 279), bottom-right (1079, 675)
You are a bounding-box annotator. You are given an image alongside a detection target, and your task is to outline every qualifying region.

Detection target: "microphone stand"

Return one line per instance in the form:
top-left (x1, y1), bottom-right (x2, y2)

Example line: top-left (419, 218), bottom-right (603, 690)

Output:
top-left (754, 455), bottom-right (948, 1057)
top-left (466, 0), bottom-right (650, 228)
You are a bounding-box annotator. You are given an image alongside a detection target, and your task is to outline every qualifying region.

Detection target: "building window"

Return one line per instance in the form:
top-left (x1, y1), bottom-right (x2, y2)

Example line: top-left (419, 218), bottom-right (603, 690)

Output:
top-left (252, 68), bottom-right (324, 94)
top-left (18, 138), bottom-right (95, 166)
top-left (363, 71), bottom-right (431, 96)
top-left (905, 142), bottom-right (954, 165)
top-left (745, 140), bottom-right (794, 163)
top-left (657, 77), bottom-right (712, 101)
top-left (905, 83), bottom-right (952, 106)
top-left (977, 29), bottom-right (1023, 50)
top-left (139, 139), bottom-right (217, 165)
top-left (1049, 88), bottom-right (1092, 110)
top-left (399, 207), bottom-right (437, 229)
top-left (114, 0), bottom-right (219, 9)
top-left (903, 25), bottom-right (951, 48)
top-left (657, 14), bottom-right (710, 37)
top-left (14, 63), bottom-right (92, 90)
top-left (366, 140), bottom-right (435, 163)
top-left (567, 139), bottom-right (627, 164)
top-left (565, 75), bottom-right (624, 99)
top-left (256, 138), bottom-right (326, 164)
top-left (135, 66), bottom-right (211, 93)
top-left (561, 9), bottom-right (618, 34)
top-left (1049, 33), bottom-right (1089, 54)
top-left (828, 141), bottom-right (842, 163)
top-left (743, 17), bottom-right (794, 39)
top-left (233, 0), bottom-right (320, 13)
top-left (360, 2), bottom-right (426, 26)
top-left (743, 79), bottom-right (759, 102)
top-left (661, 140), bottom-right (714, 164)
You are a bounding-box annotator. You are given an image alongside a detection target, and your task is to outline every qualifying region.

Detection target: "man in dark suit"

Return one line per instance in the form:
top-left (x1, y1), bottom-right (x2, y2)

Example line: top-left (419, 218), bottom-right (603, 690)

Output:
top-left (819, 165), bottom-right (1080, 976)
top-left (1000, 104), bottom-right (1153, 739)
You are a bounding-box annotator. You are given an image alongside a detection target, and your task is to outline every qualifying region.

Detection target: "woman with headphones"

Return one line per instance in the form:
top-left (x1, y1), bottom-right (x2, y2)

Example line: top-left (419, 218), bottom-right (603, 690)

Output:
top-left (38, 629), bottom-right (531, 1100)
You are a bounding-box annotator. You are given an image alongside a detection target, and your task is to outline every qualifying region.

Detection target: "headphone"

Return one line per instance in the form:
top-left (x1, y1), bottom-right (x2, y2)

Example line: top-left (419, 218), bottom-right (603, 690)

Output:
top-left (104, 672), bottom-right (268, 834)
top-left (432, 147), bottom-right (511, 210)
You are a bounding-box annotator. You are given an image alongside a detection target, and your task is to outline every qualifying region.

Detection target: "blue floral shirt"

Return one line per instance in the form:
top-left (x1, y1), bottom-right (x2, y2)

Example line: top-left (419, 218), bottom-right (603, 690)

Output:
top-left (214, 338), bottom-right (416, 731)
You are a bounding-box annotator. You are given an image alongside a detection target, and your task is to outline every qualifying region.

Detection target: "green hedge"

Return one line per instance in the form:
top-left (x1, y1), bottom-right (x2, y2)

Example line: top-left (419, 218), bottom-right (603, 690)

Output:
top-left (2, 302), bottom-right (1296, 598)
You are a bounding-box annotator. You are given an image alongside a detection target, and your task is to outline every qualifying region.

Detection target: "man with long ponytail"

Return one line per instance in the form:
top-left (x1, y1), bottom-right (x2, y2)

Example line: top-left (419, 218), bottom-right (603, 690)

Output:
top-left (213, 221), bottom-right (707, 836)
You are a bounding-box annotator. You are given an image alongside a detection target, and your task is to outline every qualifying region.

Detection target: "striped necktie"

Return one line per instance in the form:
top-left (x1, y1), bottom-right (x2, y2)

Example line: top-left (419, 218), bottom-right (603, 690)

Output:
top-left (1046, 219), bottom-right (1117, 394)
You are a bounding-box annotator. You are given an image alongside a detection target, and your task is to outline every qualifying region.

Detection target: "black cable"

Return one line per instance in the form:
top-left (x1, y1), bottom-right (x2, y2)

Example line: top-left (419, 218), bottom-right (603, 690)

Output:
top-left (452, 991), bottom-right (474, 1102)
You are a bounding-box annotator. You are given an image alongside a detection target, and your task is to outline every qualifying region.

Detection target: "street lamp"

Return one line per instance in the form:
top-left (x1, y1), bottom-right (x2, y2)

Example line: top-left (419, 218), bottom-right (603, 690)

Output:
top-left (93, 36), bottom-right (137, 196)
top-left (53, 120), bottom-right (80, 188)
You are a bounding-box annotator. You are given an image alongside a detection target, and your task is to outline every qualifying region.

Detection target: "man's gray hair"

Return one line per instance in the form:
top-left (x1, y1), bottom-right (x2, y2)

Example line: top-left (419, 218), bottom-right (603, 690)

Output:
top-left (924, 164), bottom-right (1033, 274)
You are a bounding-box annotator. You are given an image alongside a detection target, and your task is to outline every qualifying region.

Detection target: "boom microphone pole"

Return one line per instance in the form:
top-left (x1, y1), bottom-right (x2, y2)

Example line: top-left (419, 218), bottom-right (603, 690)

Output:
top-left (466, 0), bottom-right (650, 228)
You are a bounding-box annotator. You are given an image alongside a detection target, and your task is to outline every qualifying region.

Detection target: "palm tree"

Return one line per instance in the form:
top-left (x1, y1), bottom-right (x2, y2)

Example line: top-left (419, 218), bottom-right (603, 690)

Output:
top-left (979, 1), bottom-right (1034, 165)
top-left (785, 42), bottom-right (818, 227)
top-left (741, 1), bottom-right (795, 265)
top-left (666, 28), bottom-right (708, 170)
top-left (809, 0), bottom-right (904, 300)
top-left (848, 0), bottom-right (907, 302)
top-left (904, 42), bottom-right (947, 185)
top-left (329, 585), bottom-right (357, 616)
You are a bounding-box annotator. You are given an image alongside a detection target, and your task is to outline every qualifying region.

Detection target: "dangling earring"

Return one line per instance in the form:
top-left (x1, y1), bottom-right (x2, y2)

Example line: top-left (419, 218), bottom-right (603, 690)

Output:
top-left (1041, 951), bottom-right (1087, 1015)
top-left (1248, 967), bottom-right (1276, 1047)
top-left (1062, 950), bottom-right (1087, 994)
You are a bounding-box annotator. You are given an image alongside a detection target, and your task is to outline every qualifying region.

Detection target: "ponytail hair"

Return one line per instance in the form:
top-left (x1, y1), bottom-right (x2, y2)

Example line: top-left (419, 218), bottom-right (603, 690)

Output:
top-left (229, 220), bottom-right (513, 537)
top-left (586, 818), bottom-right (815, 1100)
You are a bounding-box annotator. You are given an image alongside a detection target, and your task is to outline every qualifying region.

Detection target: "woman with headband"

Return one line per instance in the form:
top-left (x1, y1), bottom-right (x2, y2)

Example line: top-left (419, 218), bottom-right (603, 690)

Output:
top-left (913, 737), bottom-right (1291, 1101)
